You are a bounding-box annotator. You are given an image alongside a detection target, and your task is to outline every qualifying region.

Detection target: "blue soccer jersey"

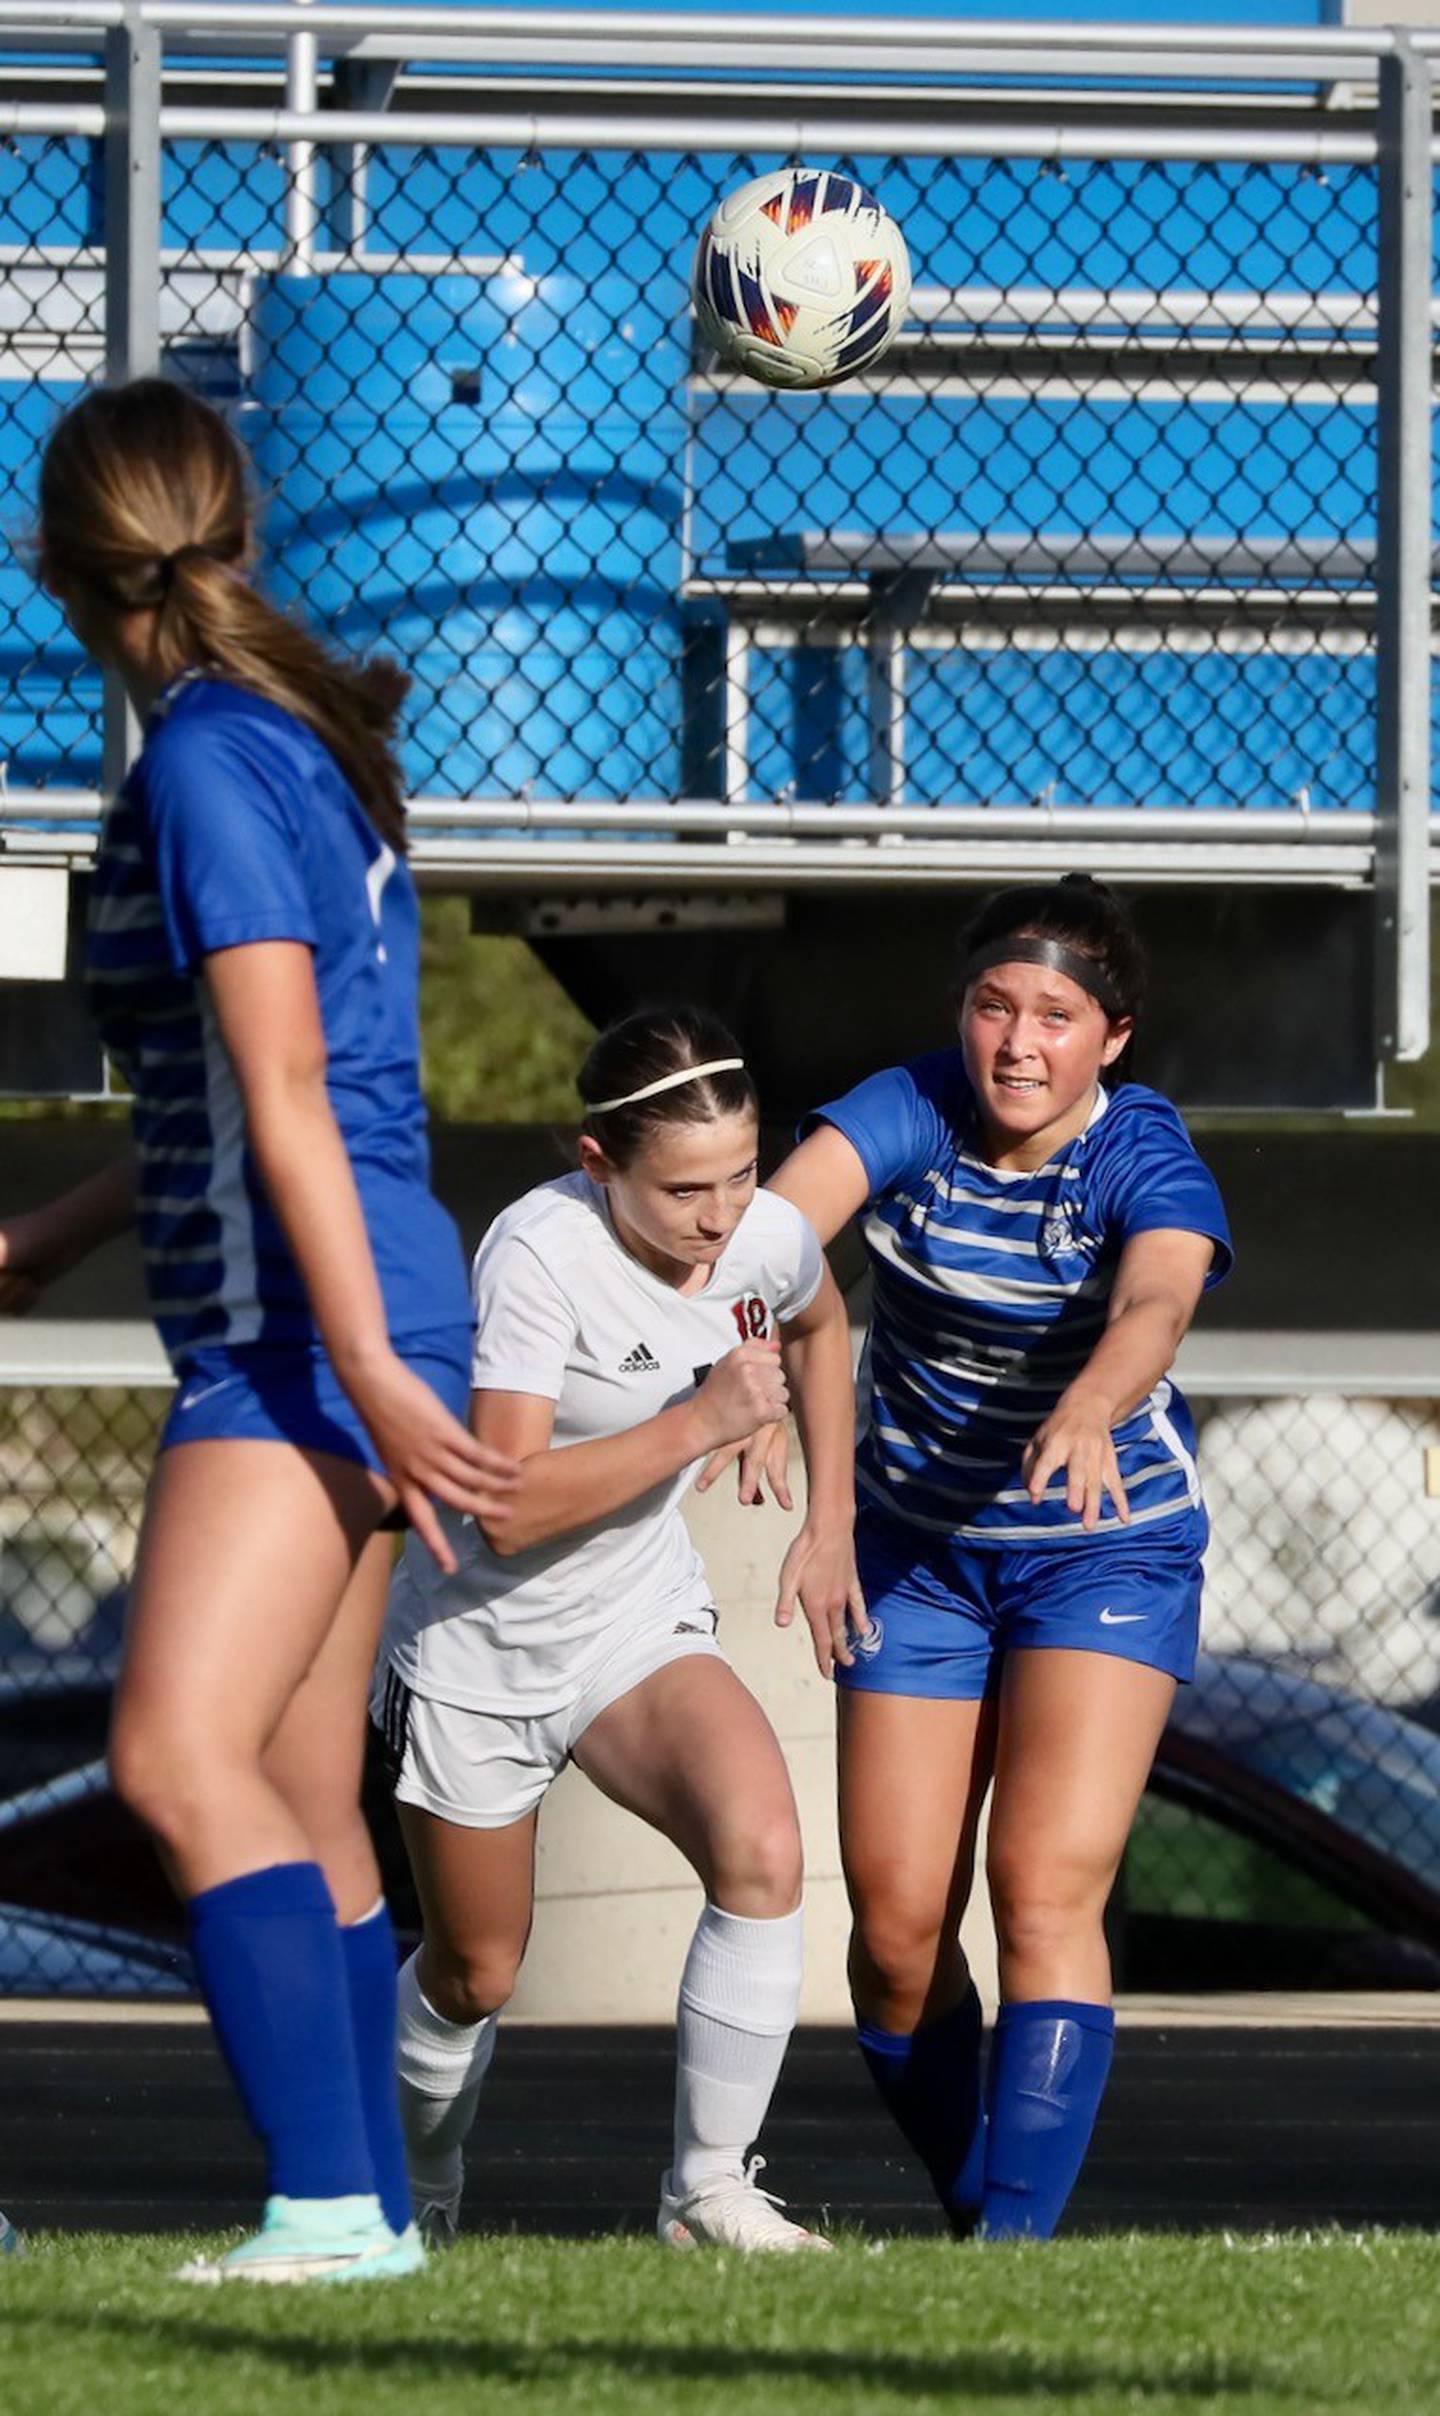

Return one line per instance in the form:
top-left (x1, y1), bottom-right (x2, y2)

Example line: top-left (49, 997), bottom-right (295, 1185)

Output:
top-left (85, 673), bottom-right (470, 1362)
top-left (806, 1051), bottom-right (1232, 1545)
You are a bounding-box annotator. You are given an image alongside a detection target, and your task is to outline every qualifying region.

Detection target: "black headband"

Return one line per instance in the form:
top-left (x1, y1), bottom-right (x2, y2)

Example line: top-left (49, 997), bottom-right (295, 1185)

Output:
top-left (962, 935), bottom-right (1125, 1020)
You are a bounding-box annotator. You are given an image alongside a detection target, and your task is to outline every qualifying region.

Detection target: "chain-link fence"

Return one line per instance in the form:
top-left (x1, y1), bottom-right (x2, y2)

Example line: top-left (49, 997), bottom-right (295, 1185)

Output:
top-left (1, 18), bottom-right (1439, 1993)
top-left (2, 16), bottom-right (1432, 1079)
top-left (3, 1368), bottom-right (1439, 1997)
top-left (1124, 1392), bottom-right (1440, 1992)
top-left (0, 1378), bottom-right (189, 1994)
top-left (689, 150), bottom-right (1385, 819)
top-left (0, 131), bottom-right (106, 788)
top-left (0, 139), bottom-right (1400, 815)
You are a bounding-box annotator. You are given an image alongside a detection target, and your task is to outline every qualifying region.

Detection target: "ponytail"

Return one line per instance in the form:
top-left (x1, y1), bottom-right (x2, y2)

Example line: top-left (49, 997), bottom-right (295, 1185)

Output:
top-left (37, 378), bottom-right (410, 852)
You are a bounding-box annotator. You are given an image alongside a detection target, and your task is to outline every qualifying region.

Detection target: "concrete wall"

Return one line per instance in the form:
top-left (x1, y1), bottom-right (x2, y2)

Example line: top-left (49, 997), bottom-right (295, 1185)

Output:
top-left (508, 1439), bottom-right (1000, 2025)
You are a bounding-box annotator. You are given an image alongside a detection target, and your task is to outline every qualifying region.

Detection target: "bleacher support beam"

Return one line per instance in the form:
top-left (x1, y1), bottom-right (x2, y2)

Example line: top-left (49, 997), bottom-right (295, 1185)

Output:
top-left (101, 3), bottom-right (161, 793)
top-left (1374, 33), bottom-right (1433, 1065)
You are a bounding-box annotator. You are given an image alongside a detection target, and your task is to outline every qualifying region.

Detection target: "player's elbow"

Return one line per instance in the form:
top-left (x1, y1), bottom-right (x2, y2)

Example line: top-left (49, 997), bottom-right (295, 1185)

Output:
top-left (252, 1051), bottom-right (330, 1110)
top-left (477, 1506), bottom-right (528, 1557)
top-left (474, 1463), bottom-right (553, 1557)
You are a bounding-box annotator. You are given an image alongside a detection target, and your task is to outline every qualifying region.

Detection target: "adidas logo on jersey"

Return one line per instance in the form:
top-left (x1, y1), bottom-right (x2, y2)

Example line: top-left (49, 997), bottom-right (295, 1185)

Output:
top-left (618, 1341), bottom-right (661, 1374)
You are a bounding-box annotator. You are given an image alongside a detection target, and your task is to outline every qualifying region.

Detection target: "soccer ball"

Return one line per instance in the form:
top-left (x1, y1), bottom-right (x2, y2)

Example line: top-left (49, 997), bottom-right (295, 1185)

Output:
top-left (692, 167), bottom-right (912, 390)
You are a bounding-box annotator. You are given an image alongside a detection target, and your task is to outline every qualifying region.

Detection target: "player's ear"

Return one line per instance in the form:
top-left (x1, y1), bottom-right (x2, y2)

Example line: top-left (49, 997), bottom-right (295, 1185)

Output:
top-left (1100, 1017), bottom-right (1133, 1067)
top-left (577, 1132), bottom-right (615, 1186)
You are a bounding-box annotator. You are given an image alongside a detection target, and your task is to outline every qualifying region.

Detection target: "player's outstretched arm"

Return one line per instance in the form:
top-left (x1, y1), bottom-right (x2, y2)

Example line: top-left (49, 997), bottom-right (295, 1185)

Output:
top-left (0, 1153), bottom-right (137, 1313)
top-left (471, 1339), bottom-right (788, 1558)
top-left (772, 1260), bottom-right (865, 1679)
top-left (765, 1124), bottom-right (871, 1246)
top-left (202, 939), bottom-right (519, 1570)
top-left (1021, 1227), bottom-right (1216, 1530)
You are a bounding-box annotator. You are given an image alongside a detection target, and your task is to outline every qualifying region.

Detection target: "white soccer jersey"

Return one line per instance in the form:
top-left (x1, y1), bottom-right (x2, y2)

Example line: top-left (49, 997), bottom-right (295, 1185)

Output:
top-left (382, 1172), bottom-right (824, 1713)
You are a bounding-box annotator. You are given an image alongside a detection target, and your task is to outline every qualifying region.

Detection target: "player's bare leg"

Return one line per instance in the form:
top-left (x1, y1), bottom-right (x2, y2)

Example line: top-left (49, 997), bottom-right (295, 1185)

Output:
top-left (260, 1530), bottom-right (419, 2249)
top-left (978, 1646), bottom-right (1175, 2239)
top-left (109, 1440), bottom-right (418, 2282)
top-left (986, 1647), bottom-right (1173, 2005)
top-left (262, 1528), bottom-right (394, 1917)
top-left (838, 1689), bottom-right (997, 2032)
top-left (110, 1440), bottom-right (391, 1895)
top-left (576, 1657), bottom-right (826, 2252)
top-left (392, 1804), bottom-right (538, 2243)
top-left (837, 1688), bottom-right (998, 2230)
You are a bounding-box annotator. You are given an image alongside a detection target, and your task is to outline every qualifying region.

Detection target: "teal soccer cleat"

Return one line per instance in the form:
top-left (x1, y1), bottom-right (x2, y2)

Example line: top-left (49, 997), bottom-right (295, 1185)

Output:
top-left (175, 2195), bottom-right (426, 2285)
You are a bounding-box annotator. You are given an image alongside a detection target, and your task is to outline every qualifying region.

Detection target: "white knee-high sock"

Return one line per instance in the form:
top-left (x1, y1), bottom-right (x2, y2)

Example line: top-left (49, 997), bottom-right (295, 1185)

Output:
top-left (672, 1903), bottom-right (804, 2197)
top-left (394, 1949), bottom-right (499, 2205)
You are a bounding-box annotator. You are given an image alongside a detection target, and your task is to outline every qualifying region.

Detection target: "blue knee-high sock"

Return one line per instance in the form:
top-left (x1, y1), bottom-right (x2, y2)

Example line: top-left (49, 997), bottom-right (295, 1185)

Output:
top-left (188, 1861), bottom-right (375, 2204)
top-left (340, 1899), bottom-right (412, 2237)
top-left (857, 1984), bottom-right (987, 2233)
top-left (979, 1998), bottom-right (1115, 2242)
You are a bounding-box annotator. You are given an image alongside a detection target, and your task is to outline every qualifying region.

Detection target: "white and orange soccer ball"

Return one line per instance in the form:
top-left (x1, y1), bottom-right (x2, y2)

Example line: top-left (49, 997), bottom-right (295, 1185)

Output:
top-left (691, 166), bottom-right (912, 390)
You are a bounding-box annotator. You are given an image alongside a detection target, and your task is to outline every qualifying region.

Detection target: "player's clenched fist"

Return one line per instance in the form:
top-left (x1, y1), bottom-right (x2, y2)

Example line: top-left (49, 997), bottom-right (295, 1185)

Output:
top-left (694, 1338), bottom-right (789, 1450)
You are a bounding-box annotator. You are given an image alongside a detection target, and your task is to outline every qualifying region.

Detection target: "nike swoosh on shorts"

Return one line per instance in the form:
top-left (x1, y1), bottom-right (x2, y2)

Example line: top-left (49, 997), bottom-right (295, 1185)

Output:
top-left (176, 1375), bottom-right (241, 1414)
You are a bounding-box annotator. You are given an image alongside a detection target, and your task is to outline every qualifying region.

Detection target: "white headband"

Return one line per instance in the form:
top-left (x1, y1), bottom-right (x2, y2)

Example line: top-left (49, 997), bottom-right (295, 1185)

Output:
top-left (586, 1058), bottom-right (746, 1115)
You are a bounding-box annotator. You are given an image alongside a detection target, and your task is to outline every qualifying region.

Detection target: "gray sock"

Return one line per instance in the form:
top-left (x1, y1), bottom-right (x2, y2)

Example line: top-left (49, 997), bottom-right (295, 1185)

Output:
top-left (395, 1949), bottom-right (499, 2202)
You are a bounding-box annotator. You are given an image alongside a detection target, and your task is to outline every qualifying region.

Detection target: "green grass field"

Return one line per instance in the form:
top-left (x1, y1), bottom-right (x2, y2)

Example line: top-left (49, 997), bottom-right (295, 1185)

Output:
top-left (3, 2232), bottom-right (1438, 2416)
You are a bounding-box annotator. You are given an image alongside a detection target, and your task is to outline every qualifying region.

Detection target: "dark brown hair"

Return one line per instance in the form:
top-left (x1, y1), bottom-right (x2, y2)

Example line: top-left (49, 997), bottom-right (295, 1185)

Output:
top-left (577, 1004), bottom-right (758, 1169)
top-left (37, 377), bottom-right (409, 850)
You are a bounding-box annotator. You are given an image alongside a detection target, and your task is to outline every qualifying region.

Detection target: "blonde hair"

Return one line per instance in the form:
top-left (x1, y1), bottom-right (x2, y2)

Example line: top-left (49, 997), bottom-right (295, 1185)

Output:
top-left (38, 377), bottom-right (410, 851)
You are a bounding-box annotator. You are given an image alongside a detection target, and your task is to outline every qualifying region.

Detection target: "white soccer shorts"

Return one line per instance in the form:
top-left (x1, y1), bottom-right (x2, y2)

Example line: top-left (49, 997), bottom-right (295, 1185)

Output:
top-left (372, 1607), bottom-right (726, 1829)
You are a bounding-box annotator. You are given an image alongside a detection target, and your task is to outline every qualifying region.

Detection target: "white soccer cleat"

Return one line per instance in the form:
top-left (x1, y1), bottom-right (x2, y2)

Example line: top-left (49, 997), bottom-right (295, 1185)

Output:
top-left (657, 2157), bottom-right (831, 2254)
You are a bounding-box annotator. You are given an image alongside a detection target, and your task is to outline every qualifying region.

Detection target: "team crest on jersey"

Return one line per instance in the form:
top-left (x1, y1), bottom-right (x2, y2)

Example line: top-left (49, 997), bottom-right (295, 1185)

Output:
top-left (1038, 1204), bottom-right (1084, 1260)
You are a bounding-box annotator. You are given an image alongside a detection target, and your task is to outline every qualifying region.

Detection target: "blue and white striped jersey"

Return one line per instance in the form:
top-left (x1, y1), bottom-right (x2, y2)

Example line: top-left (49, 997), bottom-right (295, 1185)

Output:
top-left (84, 674), bottom-right (470, 1364)
top-left (807, 1051), bottom-right (1232, 1545)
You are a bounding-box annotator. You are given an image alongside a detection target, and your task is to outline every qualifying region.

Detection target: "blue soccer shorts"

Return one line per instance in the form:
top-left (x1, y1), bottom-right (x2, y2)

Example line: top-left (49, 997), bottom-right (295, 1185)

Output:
top-left (841, 1498), bottom-right (1209, 1698)
top-left (159, 1329), bottom-right (472, 1482)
